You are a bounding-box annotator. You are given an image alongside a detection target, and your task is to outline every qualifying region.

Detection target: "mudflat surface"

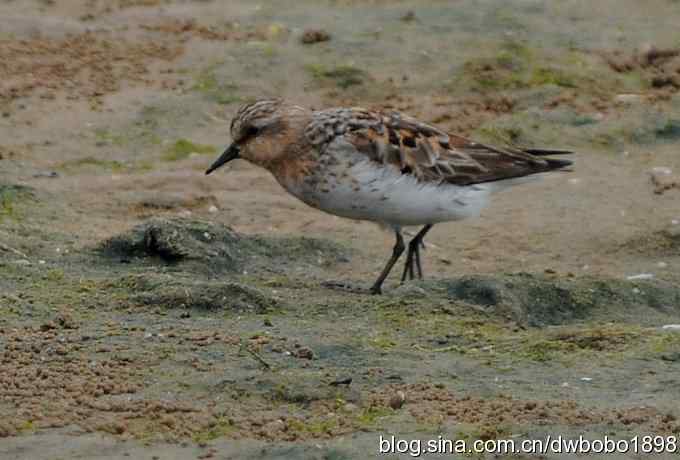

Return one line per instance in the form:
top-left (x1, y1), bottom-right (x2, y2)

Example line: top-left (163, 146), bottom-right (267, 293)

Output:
top-left (1, 1), bottom-right (680, 459)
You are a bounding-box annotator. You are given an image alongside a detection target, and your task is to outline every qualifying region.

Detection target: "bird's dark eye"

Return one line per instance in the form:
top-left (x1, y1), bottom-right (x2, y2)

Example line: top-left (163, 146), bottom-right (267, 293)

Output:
top-left (245, 125), bottom-right (260, 138)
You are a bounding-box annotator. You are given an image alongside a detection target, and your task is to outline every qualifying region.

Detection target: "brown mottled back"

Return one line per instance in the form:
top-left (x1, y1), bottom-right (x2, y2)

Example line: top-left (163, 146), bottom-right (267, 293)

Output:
top-left (304, 107), bottom-right (572, 186)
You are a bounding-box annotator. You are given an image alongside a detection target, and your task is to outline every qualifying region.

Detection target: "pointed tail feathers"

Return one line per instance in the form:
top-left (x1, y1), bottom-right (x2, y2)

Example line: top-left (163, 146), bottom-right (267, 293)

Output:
top-left (523, 148), bottom-right (574, 156)
top-left (523, 148), bottom-right (574, 171)
top-left (544, 157), bottom-right (573, 170)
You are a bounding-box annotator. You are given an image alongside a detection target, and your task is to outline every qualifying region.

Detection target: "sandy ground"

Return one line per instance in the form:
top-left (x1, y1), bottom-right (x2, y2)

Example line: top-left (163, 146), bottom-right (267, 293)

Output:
top-left (1, 0), bottom-right (680, 459)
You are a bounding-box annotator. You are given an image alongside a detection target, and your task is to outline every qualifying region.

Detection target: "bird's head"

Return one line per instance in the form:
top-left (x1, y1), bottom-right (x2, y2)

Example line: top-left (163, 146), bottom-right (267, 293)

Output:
top-left (206, 99), bottom-right (309, 174)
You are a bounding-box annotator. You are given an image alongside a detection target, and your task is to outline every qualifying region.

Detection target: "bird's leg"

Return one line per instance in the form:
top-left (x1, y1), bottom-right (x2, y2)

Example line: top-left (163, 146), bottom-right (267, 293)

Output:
top-left (414, 240), bottom-right (423, 278)
top-left (400, 245), bottom-right (415, 282)
top-left (370, 230), bottom-right (405, 295)
top-left (413, 224), bottom-right (433, 279)
top-left (402, 224), bottom-right (433, 281)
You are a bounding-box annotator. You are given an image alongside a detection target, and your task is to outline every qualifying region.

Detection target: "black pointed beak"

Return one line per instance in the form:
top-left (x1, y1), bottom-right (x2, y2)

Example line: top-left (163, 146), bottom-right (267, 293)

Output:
top-left (205, 143), bottom-right (240, 175)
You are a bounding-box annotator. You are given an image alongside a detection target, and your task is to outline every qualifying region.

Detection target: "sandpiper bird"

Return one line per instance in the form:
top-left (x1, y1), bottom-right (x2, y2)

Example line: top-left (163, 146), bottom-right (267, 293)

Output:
top-left (206, 99), bottom-right (572, 294)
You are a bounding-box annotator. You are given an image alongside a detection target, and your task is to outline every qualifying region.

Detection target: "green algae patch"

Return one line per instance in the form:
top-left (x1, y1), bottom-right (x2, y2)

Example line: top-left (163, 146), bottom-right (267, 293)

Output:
top-left (163, 139), bottom-right (217, 161)
top-left (630, 115), bottom-right (680, 144)
top-left (191, 418), bottom-right (237, 444)
top-left (511, 324), bottom-right (646, 363)
top-left (354, 406), bottom-right (393, 428)
top-left (475, 106), bottom-right (680, 151)
top-left (0, 184), bottom-right (35, 223)
top-left (58, 156), bottom-right (126, 172)
top-left (192, 65), bottom-right (248, 105)
top-left (306, 63), bottom-right (369, 89)
top-left (451, 43), bottom-right (594, 93)
top-left (618, 226), bottom-right (680, 257)
top-left (94, 128), bottom-right (127, 146)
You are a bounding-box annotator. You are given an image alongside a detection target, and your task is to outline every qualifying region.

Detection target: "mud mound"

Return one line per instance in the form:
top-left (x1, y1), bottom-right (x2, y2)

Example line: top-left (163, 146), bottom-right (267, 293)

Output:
top-left (443, 273), bottom-right (680, 326)
top-left (96, 217), bottom-right (349, 275)
top-left (124, 274), bottom-right (277, 312)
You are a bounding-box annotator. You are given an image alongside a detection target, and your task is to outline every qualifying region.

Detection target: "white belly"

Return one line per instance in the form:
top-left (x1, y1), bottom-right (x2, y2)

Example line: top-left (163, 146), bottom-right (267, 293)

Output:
top-left (282, 159), bottom-right (492, 227)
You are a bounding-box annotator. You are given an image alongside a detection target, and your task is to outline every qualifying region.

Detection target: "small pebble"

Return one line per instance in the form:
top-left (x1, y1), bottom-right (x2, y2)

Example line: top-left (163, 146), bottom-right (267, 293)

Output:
top-left (208, 205), bottom-right (218, 213)
top-left (343, 403), bottom-right (359, 413)
top-left (615, 94), bottom-right (643, 104)
top-left (651, 166), bottom-right (673, 175)
top-left (300, 29), bottom-right (330, 44)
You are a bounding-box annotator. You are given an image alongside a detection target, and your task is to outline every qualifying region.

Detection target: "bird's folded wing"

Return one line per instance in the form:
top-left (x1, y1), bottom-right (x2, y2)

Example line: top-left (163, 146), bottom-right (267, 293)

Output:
top-left (341, 109), bottom-right (571, 186)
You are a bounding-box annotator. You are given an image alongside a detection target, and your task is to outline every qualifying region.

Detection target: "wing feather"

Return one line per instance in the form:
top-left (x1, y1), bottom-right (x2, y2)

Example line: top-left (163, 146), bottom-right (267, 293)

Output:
top-left (306, 107), bottom-right (573, 186)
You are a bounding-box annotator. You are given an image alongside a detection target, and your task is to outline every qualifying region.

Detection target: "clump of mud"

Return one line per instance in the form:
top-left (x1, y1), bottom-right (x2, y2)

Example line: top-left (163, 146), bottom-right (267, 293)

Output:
top-left (602, 45), bottom-right (680, 91)
top-left (442, 273), bottom-right (680, 326)
top-left (123, 274), bottom-right (277, 312)
top-left (96, 217), bottom-right (349, 275)
top-left (300, 29), bottom-right (331, 45)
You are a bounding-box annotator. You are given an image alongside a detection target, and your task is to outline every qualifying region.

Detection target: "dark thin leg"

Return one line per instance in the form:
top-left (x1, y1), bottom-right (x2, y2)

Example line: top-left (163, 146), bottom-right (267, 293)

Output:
top-left (413, 224), bottom-right (433, 279)
top-left (400, 245), bottom-right (415, 282)
top-left (370, 230), bottom-right (405, 295)
top-left (401, 224), bottom-right (433, 282)
top-left (414, 242), bottom-right (423, 279)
